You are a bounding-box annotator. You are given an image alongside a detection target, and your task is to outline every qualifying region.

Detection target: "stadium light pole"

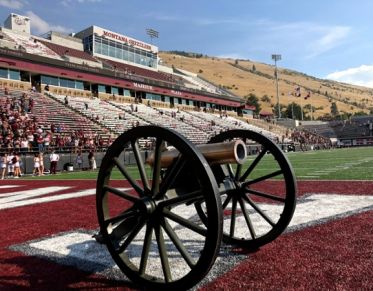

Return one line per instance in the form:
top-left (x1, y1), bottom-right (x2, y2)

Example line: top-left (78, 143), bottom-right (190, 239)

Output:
top-left (272, 54), bottom-right (281, 119)
top-left (146, 28), bottom-right (159, 44)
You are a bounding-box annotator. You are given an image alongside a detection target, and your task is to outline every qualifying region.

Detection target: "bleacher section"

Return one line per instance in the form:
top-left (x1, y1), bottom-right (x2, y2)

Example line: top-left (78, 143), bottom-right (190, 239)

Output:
top-left (0, 29), bottom-right (17, 49)
top-left (300, 122), bottom-right (337, 138)
top-left (185, 110), bottom-right (283, 142)
top-left (51, 94), bottom-right (148, 135)
top-left (300, 117), bottom-right (373, 139)
top-left (2, 29), bottom-right (63, 60)
top-left (1, 85), bottom-right (337, 153)
top-left (32, 93), bottom-right (109, 139)
top-left (48, 93), bottom-right (287, 144)
top-left (329, 118), bottom-right (373, 138)
top-left (39, 39), bottom-right (102, 67)
top-left (110, 102), bottom-right (209, 144)
top-left (0, 87), bottom-right (111, 152)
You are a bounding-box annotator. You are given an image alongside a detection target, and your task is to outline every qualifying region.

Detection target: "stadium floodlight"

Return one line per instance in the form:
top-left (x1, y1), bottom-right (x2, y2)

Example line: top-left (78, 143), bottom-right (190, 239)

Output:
top-left (272, 54), bottom-right (281, 119)
top-left (146, 28), bottom-right (159, 44)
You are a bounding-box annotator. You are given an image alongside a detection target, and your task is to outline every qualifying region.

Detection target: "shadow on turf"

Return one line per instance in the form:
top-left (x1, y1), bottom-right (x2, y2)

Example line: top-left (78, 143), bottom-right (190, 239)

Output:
top-left (0, 255), bottom-right (141, 290)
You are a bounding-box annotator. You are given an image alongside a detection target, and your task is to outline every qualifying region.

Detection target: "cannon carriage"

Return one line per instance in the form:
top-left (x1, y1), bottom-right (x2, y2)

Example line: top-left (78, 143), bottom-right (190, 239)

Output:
top-left (96, 125), bottom-right (297, 290)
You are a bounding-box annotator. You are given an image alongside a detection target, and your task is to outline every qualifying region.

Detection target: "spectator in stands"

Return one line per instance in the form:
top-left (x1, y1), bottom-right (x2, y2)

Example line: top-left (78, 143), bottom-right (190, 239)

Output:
top-left (73, 137), bottom-right (80, 153)
top-left (20, 137), bottom-right (29, 153)
top-left (0, 153), bottom-right (7, 179)
top-left (64, 96), bottom-right (69, 105)
top-left (37, 134), bottom-right (44, 152)
top-left (26, 132), bottom-right (34, 151)
top-left (28, 96), bottom-right (34, 113)
top-left (49, 150), bottom-right (59, 174)
top-left (44, 84), bottom-right (50, 91)
top-left (44, 131), bottom-right (51, 152)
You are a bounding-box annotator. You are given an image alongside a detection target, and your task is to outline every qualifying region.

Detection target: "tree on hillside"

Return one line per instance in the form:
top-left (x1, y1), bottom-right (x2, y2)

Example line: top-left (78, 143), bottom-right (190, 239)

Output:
top-left (272, 103), bottom-right (287, 117)
top-left (245, 93), bottom-right (261, 114)
top-left (284, 102), bottom-right (302, 120)
top-left (354, 111), bottom-right (368, 116)
top-left (261, 94), bottom-right (271, 103)
top-left (330, 102), bottom-right (339, 117)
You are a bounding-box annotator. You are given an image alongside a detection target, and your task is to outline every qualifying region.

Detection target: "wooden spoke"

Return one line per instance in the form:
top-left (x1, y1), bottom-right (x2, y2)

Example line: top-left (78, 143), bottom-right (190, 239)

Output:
top-left (242, 170), bottom-right (283, 187)
top-left (244, 188), bottom-right (286, 203)
top-left (131, 140), bottom-right (150, 192)
top-left (113, 157), bottom-right (144, 196)
top-left (237, 196), bottom-right (256, 239)
top-left (162, 219), bottom-right (195, 268)
top-left (239, 148), bottom-right (267, 182)
top-left (103, 185), bottom-right (139, 203)
top-left (154, 224), bottom-right (172, 283)
top-left (163, 208), bottom-right (208, 237)
top-left (139, 223), bottom-right (153, 275)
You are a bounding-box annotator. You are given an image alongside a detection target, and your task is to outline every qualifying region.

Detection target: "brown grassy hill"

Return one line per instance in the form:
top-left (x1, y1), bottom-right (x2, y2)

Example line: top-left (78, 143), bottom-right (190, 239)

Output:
top-left (159, 52), bottom-right (373, 119)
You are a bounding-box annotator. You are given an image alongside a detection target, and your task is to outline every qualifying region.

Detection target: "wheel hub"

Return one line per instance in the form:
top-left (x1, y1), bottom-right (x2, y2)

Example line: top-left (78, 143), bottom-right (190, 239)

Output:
top-left (137, 196), bottom-right (157, 217)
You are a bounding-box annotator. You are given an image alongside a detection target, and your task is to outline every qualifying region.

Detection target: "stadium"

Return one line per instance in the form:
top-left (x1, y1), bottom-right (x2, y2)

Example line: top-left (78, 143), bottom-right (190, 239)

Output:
top-left (0, 12), bottom-right (372, 291)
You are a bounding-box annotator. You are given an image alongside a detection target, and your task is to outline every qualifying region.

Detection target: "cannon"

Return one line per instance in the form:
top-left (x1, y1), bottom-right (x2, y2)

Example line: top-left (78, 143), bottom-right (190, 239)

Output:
top-left (96, 125), bottom-right (297, 290)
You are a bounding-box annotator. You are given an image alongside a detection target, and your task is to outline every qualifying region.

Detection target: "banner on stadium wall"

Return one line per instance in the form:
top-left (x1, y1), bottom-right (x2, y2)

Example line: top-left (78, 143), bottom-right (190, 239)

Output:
top-left (93, 26), bottom-right (158, 53)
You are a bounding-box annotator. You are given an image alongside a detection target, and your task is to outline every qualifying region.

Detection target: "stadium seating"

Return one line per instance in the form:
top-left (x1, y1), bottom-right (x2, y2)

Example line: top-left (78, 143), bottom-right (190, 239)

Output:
top-left (39, 40), bottom-right (101, 66)
top-left (2, 30), bottom-right (63, 60)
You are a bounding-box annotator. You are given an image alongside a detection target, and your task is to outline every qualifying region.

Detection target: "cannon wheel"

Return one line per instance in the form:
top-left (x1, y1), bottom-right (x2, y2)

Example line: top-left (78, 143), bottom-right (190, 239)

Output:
top-left (196, 129), bottom-right (296, 249)
top-left (96, 126), bottom-right (222, 290)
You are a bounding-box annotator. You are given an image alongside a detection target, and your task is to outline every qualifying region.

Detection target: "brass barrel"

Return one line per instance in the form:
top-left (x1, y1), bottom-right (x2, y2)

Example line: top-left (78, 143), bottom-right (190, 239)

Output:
top-left (147, 140), bottom-right (247, 167)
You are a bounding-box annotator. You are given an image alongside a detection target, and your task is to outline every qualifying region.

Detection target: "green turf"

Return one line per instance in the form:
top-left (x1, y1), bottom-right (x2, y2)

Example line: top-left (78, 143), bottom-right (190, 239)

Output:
top-left (287, 147), bottom-right (373, 180)
top-left (22, 146), bottom-right (373, 181)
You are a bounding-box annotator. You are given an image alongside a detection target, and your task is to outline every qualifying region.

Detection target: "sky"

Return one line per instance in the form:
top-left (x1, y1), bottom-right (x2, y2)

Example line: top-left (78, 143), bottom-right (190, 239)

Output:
top-left (1, 0), bottom-right (373, 88)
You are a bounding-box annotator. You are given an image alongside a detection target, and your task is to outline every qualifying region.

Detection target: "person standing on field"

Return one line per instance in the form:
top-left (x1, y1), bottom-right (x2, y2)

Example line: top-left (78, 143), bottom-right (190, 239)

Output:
top-left (49, 151), bottom-right (60, 174)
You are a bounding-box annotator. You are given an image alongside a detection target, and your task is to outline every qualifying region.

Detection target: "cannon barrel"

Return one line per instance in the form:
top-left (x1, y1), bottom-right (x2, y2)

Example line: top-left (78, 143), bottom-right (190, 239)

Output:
top-left (147, 140), bottom-right (247, 167)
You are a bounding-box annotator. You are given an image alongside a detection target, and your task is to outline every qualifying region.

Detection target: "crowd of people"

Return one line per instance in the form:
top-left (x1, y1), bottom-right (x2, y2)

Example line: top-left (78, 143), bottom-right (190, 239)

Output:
top-left (291, 129), bottom-right (332, 150)
top-left (0, 89), bottom-right (113, 155)
top-left (0, 150), bottom-right (60, 179)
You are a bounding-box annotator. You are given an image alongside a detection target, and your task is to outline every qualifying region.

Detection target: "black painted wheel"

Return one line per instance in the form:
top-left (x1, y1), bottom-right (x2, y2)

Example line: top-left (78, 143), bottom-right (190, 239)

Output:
top-left (196, 129), bottom-right (296, 249)
top-left (96, 126), bottom-right (222, 290)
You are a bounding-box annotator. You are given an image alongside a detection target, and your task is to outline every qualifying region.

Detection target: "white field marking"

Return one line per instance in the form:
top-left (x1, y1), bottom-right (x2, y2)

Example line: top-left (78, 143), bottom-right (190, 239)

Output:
top-left (0, 187), bottom-right (68, 203)
top-left (0, 185), bottom-right (21, 189)
top-left (22, 193), bottom-right (373, 280)
top-left (0, 187), bottom-right (131, 210)
top-left (29, 232), bottom-right (117, 269)
top-left (304, 156), bottom-right (373, 177)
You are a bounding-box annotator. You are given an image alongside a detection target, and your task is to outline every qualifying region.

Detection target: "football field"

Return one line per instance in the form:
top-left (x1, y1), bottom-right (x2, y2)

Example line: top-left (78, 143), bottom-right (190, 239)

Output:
top-left (1, 147), bottom-right (372, 290)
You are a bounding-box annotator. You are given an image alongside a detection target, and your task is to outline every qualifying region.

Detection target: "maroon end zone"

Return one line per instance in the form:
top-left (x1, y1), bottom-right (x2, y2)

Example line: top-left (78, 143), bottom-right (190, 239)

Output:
top-left (0, 180), bottom-right (372, 290)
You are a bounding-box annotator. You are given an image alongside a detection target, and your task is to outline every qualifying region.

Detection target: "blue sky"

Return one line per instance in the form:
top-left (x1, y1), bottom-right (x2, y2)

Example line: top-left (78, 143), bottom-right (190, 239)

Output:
top-left (1, 0), bottom-right (373, 87)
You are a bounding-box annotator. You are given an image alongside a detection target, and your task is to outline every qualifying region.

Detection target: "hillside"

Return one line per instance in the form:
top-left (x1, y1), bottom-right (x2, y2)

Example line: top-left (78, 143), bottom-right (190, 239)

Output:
top-left (159, 52), bottom-right (373, 119)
